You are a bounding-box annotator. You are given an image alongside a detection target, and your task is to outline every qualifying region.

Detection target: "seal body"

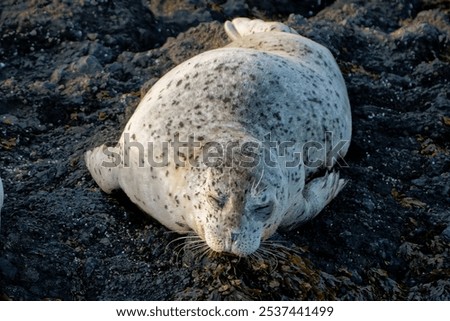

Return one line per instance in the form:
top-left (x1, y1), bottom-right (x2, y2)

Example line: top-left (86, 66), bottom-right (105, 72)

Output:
top-left (86, 18), bottom-right (351, 257)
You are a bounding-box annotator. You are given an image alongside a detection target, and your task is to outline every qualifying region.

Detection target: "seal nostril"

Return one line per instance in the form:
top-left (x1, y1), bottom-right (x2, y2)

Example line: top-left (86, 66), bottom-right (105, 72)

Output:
top-left (231, 232), bottom-right (240, 242)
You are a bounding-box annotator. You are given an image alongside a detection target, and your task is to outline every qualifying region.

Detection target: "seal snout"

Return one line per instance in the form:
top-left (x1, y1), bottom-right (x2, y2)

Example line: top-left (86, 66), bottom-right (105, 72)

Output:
top-left (205, 227), bottom-right (261, 257)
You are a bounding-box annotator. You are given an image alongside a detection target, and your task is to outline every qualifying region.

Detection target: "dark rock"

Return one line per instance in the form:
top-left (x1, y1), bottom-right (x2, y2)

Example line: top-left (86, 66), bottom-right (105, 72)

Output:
top-left (84, 257), bottom-right (100, 278)
top-left (0, 258), bottom-right (17, 281)
top-left (0, 0), bottom-right (449, 301)
top-left (71, 56), bottom-right (103, 74)
top-left (441, 225), bottom-right (450, 242)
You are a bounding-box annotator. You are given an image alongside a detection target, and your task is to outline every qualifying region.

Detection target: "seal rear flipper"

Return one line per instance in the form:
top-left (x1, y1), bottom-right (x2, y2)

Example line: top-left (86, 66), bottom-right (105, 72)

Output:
top-left (85, 144), bottom-right (121, 194)
top-left (224, 17), bottom-right (298, 41)
top-left (224, 20), bottom-right (241, 41)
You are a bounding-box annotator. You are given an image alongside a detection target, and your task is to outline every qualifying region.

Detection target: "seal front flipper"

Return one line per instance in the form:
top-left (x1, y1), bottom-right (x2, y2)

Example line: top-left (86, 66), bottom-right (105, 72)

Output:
top-left (85, 144), bottom-right (120, 194)
top-left (281, 171), bottom-right (346, 230)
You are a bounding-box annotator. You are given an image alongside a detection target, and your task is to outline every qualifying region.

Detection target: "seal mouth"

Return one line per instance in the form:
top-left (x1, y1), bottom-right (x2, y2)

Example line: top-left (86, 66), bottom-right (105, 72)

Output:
top-left (203, 232), bottom-right (261, 257)
top-left (176, 228), bottom-right (261, 258)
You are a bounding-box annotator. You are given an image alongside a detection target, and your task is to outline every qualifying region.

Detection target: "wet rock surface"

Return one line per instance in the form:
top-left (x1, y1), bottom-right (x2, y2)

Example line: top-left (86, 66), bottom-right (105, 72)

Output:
top-left (0, 0), bottom-right (449, 300)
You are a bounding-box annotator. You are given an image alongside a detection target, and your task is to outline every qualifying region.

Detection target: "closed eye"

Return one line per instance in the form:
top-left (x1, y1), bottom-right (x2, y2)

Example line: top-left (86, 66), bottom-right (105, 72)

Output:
top-left (254, 204), bottom-right (271, 211)
top-left (207, 194), bottom-right (227, 209)
top-left (253, 202), bottom-right (273, 221)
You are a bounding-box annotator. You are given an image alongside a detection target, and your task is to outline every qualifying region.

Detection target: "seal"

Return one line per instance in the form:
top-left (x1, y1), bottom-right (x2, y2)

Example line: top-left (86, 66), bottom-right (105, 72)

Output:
top-left (85, 18), bottom-right (351, 257)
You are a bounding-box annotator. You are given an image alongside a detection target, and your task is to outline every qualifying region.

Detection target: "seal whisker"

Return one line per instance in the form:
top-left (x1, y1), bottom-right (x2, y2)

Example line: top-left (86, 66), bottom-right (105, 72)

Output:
top-left (258, 243), bottom-right (285, 258)
top-left (183, 241), bottom-right (207, 250)
top-left (182, 238), bottom-right (207, 246)
top-left (248, 251), bottom-right (264, 266)
top-left (166, 232), bottom-right (201, 249)
top-left (169, 240), bottom-right (186, 257)
top-left (261, 240), bottom-right (306, 257)
top-left (255, 247), bottom-right (280, 270)
top-left (196, 246), bottom-right (213, 262)
top-left (174, 233), bottom-right (202, 240)
top-left (185, 243), bottom-right (209, 253)
top-left (206, 249), bottom-right (217, 259)
top-left (165, 232), bottom-right (206, 263)
top-left (251, 168), bottom-right (264, 196)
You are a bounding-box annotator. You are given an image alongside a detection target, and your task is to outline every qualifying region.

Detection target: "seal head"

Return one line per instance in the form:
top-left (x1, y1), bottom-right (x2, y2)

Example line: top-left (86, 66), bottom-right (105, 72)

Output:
top-left (190, 143), bottom-right (288, 256)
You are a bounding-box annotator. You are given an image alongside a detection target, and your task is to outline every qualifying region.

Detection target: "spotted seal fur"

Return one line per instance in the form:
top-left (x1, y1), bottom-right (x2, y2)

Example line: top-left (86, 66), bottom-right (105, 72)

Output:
top-left (85, 18), bottom-right (351, 257)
